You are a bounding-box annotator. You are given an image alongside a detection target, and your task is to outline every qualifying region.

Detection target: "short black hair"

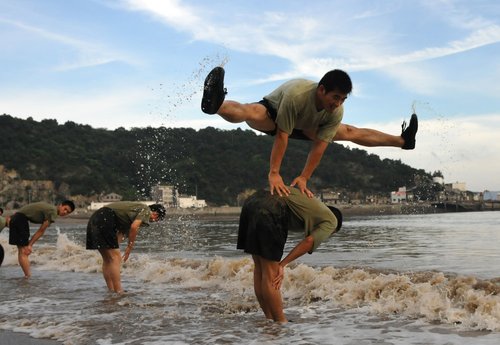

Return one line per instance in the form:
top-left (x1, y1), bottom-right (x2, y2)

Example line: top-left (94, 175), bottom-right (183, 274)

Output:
top-left (0, 207), bottom-right (3, 214)
top-left (61, 200), bottom-right (76, 212)
top-left (318, 69), bottom-right (352, 94)
top-left (149, 204), bottom-right (167, 221)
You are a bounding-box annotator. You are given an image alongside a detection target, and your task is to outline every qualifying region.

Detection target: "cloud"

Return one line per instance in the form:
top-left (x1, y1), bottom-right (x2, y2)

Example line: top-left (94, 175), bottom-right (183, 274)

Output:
top-left (0, 16), bottom-right (138, 71)
top-left (0, 86), bottom-right (155, 129)
top-left (119, 0), bottom-right (500, 101)
top-left (422, 0), bottom-right (498, 30)
top-left (124, 0), bottom-right (201, 29)
top-left (122, 2), bottom-right (500, 64)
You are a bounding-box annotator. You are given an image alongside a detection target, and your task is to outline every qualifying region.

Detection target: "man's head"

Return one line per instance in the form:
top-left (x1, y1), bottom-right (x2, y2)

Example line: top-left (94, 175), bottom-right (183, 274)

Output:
top-left (319, 69), bottom-right (352, 94)
top-left (316, 69), bottom-right (352, 112)
top-left (58, 200), bottom-right (76, 216)
top-left (149, 204), bottom-right (167, 222)
top-left (0, 207), bottom-right (3, 215)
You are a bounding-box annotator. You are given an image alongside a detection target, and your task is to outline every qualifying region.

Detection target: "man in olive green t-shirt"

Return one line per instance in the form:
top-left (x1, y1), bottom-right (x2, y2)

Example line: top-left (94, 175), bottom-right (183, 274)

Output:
top-left (9, 200), bottom-right (75, 277)
top-left (86, 201), bottom-right (167, 293)
top-left (237, 188), bottom-right (342, 323)
top-left (0, 215), bottom-right (9, 231)
top-left (0, 214), bottom-right (10, 266)
top-left (201, 67), bottom-right (418, 198)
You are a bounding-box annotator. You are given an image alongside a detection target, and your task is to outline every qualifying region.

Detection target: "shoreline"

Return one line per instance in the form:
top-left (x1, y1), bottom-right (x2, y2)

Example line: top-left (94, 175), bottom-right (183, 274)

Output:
top-left (59, 203), bottom-right (499, 224)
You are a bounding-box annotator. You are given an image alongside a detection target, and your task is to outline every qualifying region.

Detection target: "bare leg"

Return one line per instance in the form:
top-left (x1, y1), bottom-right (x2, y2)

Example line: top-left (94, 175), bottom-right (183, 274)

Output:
top-left (258, 256), bottom-right (287, 323)
top-left (17, 246), bottom-right (31, 278)
top-left (334, 123), bottom-right (404, 147)
top-left (218, 101), bottom-right (276, 132)
top-left (252, 255), bottom-right (273, 320)
top-left (98, 248), bottom-right (123, 293)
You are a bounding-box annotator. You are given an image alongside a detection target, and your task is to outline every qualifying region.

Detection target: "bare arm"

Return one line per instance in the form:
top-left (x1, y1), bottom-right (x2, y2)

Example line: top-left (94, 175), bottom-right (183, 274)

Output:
top-left (269, 129), bottom-right (290, 196)
top-left (273, 235), bottom-right (314, 289)
top-left (27, 220), bottom-right (51, 248)
top-left (291, 139), bottom-right (329, 197)
top-left (122, 219), bottom-right (142, 262)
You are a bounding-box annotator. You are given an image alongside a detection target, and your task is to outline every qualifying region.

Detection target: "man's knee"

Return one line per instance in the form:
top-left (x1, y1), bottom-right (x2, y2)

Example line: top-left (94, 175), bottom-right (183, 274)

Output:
top-left (100, 249), bottom-right (121, 263)
top-left (260, 257), bottom-right (280, 277)
top-left (245, 102), bottom-right (270, 121)
top-left (334, 123), bottom-right (358, 141)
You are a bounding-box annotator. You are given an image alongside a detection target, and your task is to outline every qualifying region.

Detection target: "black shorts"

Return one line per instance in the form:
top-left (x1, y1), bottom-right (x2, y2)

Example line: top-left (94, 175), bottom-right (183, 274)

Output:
top-left (0, 244), bottom-right (4, 267)
top-left (86, 207), bottom-right (119, 250)
top-left (237, 190), bottom-right (289, 262)
top-left (257, 99), bottom-right (312, 141)
top-left (9, 213), bottom-right (30, 246)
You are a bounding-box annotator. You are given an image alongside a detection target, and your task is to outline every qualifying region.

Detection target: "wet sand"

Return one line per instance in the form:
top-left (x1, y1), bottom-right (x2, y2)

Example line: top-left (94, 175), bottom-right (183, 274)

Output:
top-left (0, 330), bottom-right (62, 345)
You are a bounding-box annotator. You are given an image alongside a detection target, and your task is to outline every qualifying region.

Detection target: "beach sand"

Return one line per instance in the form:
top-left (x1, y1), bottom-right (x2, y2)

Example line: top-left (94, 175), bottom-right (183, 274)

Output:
top-left (0, 330), bottom-right (62, 345)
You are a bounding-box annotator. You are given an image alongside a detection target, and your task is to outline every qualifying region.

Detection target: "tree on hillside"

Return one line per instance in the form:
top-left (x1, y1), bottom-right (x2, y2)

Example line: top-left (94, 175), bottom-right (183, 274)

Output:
top-left (0, 114), bottom-right (431, 205)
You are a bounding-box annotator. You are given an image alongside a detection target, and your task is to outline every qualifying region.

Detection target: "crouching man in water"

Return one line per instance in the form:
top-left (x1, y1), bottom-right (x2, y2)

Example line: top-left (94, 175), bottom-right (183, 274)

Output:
top-left (86, 202), bottom-right (167, 293)
top-left (1, 213), bottom-right (11, 266)
top-left (237, 188), bottom-right (342, 323)
top-left (8, 200), bottom-right (75, 278)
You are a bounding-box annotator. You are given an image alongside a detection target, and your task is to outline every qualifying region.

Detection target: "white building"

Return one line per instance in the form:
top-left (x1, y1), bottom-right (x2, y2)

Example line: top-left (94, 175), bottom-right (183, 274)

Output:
top-left (391, 187), bottom-right (407, 204)
top-left (100, 192), bottom-right (122, 202)
top-left (88, 200), bottom-right (156, 211)
top-left (178, 195), bottom-right (207, 208)
top-left (432, 176), bottom-right (444, 185)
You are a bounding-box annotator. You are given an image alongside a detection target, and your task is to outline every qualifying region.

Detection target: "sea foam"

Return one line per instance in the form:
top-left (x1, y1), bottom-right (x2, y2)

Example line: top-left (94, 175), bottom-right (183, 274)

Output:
top-left (1, 232), bottom-right (500, 331)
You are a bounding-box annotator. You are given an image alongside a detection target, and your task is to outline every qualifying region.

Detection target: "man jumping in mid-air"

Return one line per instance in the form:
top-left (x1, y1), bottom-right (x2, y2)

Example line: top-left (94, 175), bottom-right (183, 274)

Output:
top-left (201, 67), bottom-right (418, 198)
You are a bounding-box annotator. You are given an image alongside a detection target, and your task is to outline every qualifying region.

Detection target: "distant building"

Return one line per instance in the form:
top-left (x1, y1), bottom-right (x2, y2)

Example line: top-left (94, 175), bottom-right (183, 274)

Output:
top-left (100, 193), bottom-right (122, 202)
top-left (151, 185), bottom-right (178, 207)
top-left (320, 190), bottom-right (341, 204)
top-left (449, 182), bottom-right (467, 192)
top-left (178, 195), bottom-right (207, 208)
top-left (483, 191), bottom-right (500, 201)
top-left (391, 187), bottom-right (407, 204)
top-left (88, 200), bottom-right (156, 211)
top-left (432, 176), bottom-right (444, 185)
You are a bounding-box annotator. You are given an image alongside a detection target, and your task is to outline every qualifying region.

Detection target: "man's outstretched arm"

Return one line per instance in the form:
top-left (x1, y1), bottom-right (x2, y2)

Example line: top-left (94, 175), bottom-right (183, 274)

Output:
top-left (291, 139), bottom-right (328, 198)
top-left (28, 220), bottom-right (51, 249)
top-left (269, 129), bottom-right (290, 196)
top-left (273, 235), bottom-right (314, 289)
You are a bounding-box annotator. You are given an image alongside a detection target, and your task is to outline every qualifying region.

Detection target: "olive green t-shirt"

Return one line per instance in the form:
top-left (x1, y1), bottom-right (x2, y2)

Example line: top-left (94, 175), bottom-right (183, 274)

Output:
top-left (107, 202), bottom-right (151, 235)
top-left (0, 216), bottom-right (6, 231)
top-left (263, 79), bottom-right (344, 142)
top-left (284, 188), bottom-right (338, 253)
top-left (18, 202), bottom-right (58, 224)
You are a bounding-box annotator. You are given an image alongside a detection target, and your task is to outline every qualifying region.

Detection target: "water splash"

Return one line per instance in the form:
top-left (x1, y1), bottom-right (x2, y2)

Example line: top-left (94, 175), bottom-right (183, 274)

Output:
top-left (410, 99), bottom-right (462, 182)
top-left (150, 52), bottom-right (230, 123)
top-left (133, 53), bottom-right (230, 200)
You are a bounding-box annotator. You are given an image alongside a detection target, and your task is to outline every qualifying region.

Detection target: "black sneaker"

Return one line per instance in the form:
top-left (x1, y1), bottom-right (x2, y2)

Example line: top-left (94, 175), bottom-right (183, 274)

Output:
top-left (201, 66), bottom-right (227, 114)
top-left (401, 113), bottom-right (418, 150)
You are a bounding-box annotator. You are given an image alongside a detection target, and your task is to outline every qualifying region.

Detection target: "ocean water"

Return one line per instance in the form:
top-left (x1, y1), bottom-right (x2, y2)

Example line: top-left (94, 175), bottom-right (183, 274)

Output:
top-left (1, 211), bottom-right (500, 345)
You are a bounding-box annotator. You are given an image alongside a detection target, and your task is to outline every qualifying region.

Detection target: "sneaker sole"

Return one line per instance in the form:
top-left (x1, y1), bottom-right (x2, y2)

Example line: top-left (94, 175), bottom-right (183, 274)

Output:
top-left (201, 67), bottom-right (226, 114)
top-left (402, 113), bottom-right (418, 150)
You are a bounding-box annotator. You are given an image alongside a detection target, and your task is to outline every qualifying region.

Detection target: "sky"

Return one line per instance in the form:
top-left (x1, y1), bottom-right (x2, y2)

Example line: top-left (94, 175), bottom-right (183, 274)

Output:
top-left (1, 0), bottom-right (499, 192)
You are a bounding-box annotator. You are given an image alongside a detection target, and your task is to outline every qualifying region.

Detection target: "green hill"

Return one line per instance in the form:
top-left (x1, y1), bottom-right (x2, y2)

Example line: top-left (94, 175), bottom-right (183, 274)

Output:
top-left (0, 114), bottom-right (429, 205)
